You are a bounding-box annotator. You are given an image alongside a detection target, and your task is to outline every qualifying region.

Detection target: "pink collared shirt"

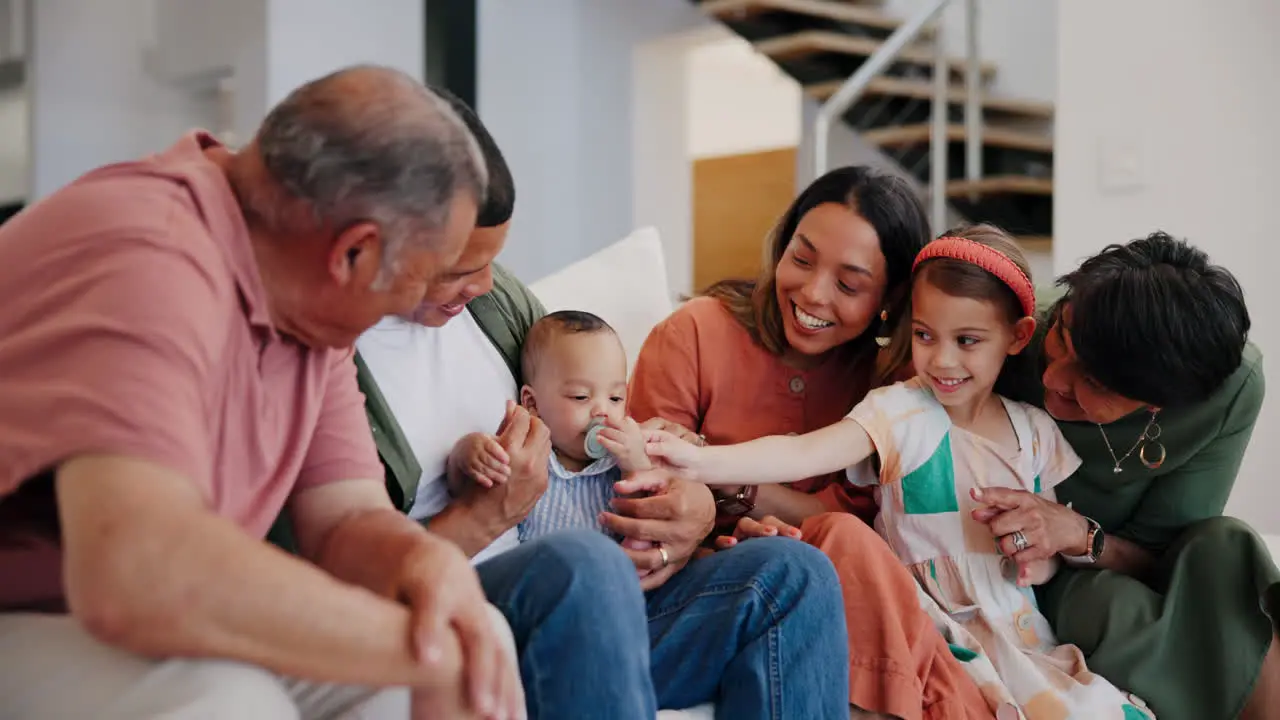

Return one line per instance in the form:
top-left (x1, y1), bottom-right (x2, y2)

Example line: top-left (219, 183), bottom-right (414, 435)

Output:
top-left (0, 132), bottom-right (383, 611)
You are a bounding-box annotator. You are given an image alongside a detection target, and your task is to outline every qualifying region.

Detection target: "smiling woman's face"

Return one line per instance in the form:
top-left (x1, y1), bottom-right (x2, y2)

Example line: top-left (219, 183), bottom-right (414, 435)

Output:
top-left (1041, 304), bottom-right (1147, 424)
top-left (772, 203), bottom-right (888, 363)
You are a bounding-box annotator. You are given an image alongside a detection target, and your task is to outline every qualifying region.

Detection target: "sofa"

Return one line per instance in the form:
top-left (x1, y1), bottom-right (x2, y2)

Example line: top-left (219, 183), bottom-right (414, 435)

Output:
top-left (525, 226), bottom-right (1280, 719)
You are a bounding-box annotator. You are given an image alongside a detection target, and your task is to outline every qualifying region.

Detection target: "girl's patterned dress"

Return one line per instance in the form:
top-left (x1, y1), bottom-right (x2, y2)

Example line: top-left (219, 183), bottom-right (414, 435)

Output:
top-left (846, 378), bottom-right (1155, 720)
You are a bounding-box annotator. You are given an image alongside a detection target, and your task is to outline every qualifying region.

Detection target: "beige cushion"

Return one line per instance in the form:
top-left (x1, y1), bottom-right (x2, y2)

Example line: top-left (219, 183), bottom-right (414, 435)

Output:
top-left (528, 226), bottom-right (674, 373)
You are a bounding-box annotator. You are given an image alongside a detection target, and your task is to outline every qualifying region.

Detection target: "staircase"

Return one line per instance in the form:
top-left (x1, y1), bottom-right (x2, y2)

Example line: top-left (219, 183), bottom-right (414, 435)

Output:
top-left (693, 0), bottom-right (1054, 252)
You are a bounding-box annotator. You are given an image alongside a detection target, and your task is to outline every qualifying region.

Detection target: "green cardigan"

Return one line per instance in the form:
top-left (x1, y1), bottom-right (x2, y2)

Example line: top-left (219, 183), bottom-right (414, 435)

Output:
top-left (266, 263), bottom-right (544, 548)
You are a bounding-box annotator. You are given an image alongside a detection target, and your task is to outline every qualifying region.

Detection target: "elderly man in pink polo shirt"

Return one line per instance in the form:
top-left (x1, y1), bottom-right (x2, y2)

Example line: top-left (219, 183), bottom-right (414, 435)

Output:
top-left (0, 65), bottom-right (667, 720)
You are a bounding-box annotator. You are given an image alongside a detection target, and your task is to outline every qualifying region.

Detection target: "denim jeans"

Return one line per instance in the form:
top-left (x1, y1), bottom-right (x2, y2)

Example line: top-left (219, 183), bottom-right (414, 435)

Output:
top-left (477, 531), bottom-right (848, 720)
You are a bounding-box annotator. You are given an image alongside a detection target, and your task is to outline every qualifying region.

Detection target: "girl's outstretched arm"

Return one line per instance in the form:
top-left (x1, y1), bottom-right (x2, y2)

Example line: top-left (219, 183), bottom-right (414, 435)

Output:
top-left (644, 418), bottom-right (875, 486)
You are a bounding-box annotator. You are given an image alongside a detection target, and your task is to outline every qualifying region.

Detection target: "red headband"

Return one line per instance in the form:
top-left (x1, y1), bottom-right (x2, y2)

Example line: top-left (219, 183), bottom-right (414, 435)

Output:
top-left (912, 236), bottom-right (1036, 317)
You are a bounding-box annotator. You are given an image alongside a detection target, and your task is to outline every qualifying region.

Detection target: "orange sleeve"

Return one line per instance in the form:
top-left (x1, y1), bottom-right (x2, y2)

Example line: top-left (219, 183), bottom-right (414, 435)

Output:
top-left (628, 306), bottom-right (704, 433)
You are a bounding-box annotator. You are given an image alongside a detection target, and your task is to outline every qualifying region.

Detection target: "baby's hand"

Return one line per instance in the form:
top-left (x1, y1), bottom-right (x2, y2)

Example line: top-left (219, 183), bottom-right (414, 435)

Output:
top-left (595, 417), bottom-right (652, 473)
top-left (450, 432), bottom-right (511, 491)
top-left (620, 536), bottom-right (656, 579)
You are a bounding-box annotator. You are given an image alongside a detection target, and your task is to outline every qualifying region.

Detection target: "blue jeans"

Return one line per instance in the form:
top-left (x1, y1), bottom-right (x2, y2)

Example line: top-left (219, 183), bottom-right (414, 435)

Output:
top-left (477, 531), bottom-right (848, 720)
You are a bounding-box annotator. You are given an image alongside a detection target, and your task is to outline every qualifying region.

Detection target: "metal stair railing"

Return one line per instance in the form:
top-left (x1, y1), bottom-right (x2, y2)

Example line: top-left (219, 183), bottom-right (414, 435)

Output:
top-left (812, 0), bottom-right (983, 232)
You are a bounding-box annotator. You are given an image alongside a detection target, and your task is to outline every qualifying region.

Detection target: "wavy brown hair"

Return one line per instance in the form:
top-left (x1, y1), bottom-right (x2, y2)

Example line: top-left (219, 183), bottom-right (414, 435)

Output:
top-left (701, 166), bottom-right (930, 386)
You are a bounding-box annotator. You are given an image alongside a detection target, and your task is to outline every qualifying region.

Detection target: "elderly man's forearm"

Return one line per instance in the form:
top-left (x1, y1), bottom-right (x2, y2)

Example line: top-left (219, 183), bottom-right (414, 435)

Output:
top-left (66, 509), bottom-right (459, 689)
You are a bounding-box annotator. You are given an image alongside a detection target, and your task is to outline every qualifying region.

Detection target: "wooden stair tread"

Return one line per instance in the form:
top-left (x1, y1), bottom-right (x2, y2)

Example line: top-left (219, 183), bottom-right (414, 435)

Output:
top-left (862, 124), bottom-right (1053, 153)
top-left (806, 76), bottom-right (1053, 119)
top-left (754, 30), bottom-right (997, 80)
top-left (699, 0), bottom-right (927, 35)
top-left (946, 176), bottom-right (1053, 197)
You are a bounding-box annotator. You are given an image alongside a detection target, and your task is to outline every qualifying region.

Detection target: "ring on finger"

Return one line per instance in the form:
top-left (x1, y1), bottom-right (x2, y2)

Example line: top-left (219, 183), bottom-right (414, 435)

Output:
top-left (1010, 530), bottom-right (1030, 553)
top-left (658, 545), bottom-right (670, 568)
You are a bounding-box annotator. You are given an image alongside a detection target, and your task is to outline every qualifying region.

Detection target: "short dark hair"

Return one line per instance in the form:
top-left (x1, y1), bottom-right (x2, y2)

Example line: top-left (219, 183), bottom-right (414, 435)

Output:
top-left (431, 85), bottom-right (515, 228)
top-left (1055, 231), bottom-right (1250, 406)
top-left (521, 310), bottom-right (617, 383)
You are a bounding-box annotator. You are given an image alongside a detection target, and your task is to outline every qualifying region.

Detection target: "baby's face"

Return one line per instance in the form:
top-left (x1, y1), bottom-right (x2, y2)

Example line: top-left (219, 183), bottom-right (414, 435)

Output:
top-left (528, 331), bottom-right (629, 464)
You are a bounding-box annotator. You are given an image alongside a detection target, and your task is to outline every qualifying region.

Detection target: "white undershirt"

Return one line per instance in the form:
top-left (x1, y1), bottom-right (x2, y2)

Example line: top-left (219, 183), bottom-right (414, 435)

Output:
top-left (356, 312), bottom-right (520, 564)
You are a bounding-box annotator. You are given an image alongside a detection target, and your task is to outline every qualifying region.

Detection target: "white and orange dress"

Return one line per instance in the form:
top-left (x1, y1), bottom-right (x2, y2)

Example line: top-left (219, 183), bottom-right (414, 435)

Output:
top-left (847, 377), bottom-right (1155, 720)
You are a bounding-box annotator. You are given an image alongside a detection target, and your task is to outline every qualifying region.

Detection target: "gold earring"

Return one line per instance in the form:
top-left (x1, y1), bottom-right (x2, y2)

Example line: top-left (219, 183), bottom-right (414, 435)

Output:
top-left (875, 309), bottom-right (891, 348)
top-left (1139, 410), bottom-right (1165, 470)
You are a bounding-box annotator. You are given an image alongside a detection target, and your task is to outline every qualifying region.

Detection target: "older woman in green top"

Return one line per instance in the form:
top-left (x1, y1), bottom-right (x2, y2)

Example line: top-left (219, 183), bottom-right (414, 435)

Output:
top-left (975, 232), bottom-right (1277, 720)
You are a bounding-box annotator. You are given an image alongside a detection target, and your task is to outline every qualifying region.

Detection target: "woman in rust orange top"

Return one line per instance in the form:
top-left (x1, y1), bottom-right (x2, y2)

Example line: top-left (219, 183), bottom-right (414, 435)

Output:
top-left (629, 166), bottom-right (994, 720)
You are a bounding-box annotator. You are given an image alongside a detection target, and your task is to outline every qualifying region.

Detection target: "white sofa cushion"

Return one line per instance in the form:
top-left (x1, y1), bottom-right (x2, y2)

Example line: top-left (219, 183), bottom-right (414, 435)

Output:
top-left (528, 227), bottom-right (714, 720)
top-left (527, 226), bottom-right (674, 374)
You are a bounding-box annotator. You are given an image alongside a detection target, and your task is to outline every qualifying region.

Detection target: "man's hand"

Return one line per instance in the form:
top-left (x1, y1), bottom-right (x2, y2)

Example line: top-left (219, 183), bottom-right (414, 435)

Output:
top-left (600, 471), bottom-right (715, 590)
top-left (429, 402), bottom-right (551, 559)
top-left (458, 402), bottom-right (551, 531)
top-left (395, 533), bottom-right (523, 720)
top-left (596, 417), bottom-right (651, 473)
top-left (448, 432), bottom-right (511, 493)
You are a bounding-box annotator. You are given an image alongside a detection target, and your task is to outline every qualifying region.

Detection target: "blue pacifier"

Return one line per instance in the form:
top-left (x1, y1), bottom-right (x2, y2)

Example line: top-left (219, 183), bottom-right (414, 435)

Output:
top-left (584, 417), bottom-right (610, 459)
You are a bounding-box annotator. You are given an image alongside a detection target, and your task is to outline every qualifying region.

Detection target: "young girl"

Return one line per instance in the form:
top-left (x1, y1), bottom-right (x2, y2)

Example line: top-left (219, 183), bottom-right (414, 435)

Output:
top-left (645, 225), bottom-right (1154, 720)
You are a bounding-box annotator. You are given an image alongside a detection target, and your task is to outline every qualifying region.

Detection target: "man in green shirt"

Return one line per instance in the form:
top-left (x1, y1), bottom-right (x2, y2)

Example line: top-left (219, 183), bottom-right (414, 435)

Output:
top-left (351, 87), bottom-right (852, 718)
top-left (975, 233), bottom-right (1277, 720)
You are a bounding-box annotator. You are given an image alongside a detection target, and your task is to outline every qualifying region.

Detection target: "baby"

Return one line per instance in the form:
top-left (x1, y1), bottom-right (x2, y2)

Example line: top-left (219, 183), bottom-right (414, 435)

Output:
top-left (447, 310), bottom-right (654, 551)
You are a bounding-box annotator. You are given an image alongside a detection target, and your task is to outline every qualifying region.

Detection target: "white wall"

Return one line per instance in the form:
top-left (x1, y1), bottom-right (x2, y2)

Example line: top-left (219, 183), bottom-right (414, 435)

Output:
top-left (0, 88), bottom-right (25, 202)
top-left (28, 0), bottom-right (219, 198)
top-left (634, 26), bottom-right (805, 298)
top-left (634, 28), bottom-right (701, 301)
top-left (26, 0), bottom-right (422, 199)
top-left (685, 35), bottom-right (800, 159)
top-left (478, 0), bottom-right (709, 283)
top-left (1055, 0), bottom-right (1280, 533)
top-left (262, 0), bottom-right (422, 112)
top-left (882, 0), bottom-right (1058, 104)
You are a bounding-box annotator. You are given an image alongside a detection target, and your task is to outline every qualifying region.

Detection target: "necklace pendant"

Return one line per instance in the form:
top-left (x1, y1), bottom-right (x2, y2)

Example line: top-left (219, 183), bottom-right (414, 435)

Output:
top-left (1113, 466), bottom-right (1123, 474)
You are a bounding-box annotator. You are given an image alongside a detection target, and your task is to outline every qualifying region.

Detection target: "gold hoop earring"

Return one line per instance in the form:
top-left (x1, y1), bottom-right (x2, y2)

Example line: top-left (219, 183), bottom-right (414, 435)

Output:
top-left (875, 309), bottom-right (891, 348)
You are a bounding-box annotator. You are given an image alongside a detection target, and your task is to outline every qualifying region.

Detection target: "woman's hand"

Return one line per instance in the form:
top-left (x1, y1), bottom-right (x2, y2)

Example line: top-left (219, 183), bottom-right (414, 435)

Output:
top-left (970, 487), bottom-right (1090, 563)
top-left (710, 514), bottom-right (803, 550)
top-left (638, 417), bottom-right (703, 445)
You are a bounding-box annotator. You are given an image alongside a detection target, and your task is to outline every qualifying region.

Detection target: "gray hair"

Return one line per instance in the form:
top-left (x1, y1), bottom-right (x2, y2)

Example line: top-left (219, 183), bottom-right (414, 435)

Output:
top-left (245, 65), bottom-right (487, 282)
